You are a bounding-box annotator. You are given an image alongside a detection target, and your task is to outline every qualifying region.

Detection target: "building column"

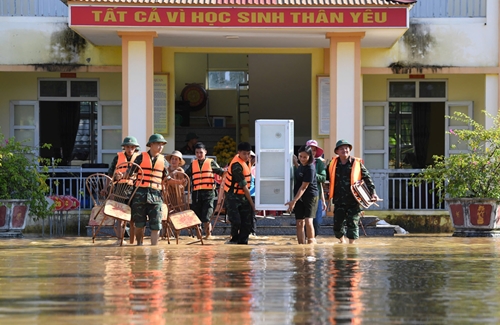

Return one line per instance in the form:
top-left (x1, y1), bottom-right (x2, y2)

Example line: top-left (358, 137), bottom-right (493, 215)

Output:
top-left (326, 32), bottom-right (365, 157)
top-left (486, 75), bottom-right (499, 129)
top-left (118, 31), bottom-right (157, 148)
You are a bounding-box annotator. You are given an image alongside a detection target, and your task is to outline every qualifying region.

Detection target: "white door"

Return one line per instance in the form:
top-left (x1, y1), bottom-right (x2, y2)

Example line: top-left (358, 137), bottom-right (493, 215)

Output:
top-left (362, 102), bottom-right (389, 209)
top-left (9, 101), bottom-right (39, 153)
top-left (255, 119), bottom-right (294, 211)
top-left (445, 101), bottom-right (473, 156)
top-left (98, 101), bottom-right (122, 164)
top-left (362, 102), bottom-right (389, 169)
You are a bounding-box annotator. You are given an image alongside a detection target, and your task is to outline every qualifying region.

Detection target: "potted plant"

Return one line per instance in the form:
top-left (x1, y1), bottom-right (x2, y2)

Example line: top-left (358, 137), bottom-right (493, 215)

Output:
top-left (413, 111), bottom-right (500, 237)
top-left (0, 131), bottom-right (54, 236)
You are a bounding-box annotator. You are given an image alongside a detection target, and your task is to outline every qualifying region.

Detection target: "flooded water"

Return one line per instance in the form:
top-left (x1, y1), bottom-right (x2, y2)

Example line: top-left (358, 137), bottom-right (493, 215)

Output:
top-left (1, 234), bottom-right (500, 324)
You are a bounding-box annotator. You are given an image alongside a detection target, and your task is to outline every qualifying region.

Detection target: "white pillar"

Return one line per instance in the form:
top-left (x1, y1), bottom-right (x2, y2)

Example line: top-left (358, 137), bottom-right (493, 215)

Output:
top-left (486, 75), bottom-right (499, 129)
top-left (118, 32), bottom-right (157, 148)
top-left (326, 33), bottom-right (364, 157)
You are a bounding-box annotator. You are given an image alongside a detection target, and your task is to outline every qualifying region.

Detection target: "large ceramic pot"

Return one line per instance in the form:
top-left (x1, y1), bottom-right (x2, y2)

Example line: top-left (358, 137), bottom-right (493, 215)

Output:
top-left (0, 199), bottom-right (30, 237)
top-left (446, 198), bottom-right (500, 237)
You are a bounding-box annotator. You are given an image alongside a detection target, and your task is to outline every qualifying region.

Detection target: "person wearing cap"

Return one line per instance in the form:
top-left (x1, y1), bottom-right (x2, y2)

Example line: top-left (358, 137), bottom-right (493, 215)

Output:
top-left (184, 142), bottom-right (225, 239)
top-left (105, 136), bottom-right (140, 244)
top-left (305, 139), bottom-right (327, 237)
top-left (328, 139), bottom-right (378, 244)
top-left (179, 132), bottom-right (199, 155)
top-left (224, 142), bottom-right (255, 244)
top-left (130, 134), bottom-right (172, 246)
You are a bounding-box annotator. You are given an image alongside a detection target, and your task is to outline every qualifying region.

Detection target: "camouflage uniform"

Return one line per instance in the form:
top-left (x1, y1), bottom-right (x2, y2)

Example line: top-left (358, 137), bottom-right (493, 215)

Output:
top-left (185, 159), bottom-right (224, 223)
top-left (225, 161), bottom-right (253, 244)
top-left (130, 153), bottom-right (169, 231)
top-left (330, 157), bottom-right (376, 240)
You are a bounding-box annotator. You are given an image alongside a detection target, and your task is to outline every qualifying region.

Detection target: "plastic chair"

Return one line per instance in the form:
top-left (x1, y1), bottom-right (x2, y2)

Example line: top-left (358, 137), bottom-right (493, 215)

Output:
top-left (163, 173), bottom-right (203, 245)
top-left (85, 173), bottom-right (114, 241)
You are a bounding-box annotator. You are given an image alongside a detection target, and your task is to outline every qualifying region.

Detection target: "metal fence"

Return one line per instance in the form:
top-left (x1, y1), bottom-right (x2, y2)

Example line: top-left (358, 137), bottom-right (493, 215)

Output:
top-left (371, 169), bottom-right (445, 211)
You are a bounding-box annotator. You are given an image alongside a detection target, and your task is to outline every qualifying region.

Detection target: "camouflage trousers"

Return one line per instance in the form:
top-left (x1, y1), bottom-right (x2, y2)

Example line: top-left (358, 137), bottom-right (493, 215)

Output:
top-left (333, 205), bottom-right (362, 240)
top-left (131, 188), bottom-right (163, 230)
top-left (225, 192), bottom-right (253, 244)
top-left (191, 190), bottom-right (215, 224)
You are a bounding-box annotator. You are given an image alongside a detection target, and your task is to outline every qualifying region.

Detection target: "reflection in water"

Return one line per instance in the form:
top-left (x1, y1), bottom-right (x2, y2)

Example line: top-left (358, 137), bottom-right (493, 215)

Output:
top-left (2, 236), bottom-right (500, 324)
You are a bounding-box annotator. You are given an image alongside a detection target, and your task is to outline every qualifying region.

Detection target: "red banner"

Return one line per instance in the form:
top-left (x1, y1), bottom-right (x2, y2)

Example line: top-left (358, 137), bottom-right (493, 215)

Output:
top-left (70, 6), bottom-right (408, 28)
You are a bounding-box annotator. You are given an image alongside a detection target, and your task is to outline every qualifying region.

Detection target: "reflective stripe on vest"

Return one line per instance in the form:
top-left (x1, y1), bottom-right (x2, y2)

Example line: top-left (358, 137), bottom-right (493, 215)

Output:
top-left (139, 152), bottom-right (164, 190)
top-left (224, 155), bottom-right (251, 195)
top-left (328, 157), bottom-right (362, 200)
top-left (116, 152), bottom-right (139, 185)
top-left (192, 158), bottom-right (215, 191)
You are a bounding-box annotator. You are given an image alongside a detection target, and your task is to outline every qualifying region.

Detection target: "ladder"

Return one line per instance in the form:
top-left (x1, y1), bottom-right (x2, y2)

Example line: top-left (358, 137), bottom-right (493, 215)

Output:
top-left (236, 82), bottom-right (249, 145)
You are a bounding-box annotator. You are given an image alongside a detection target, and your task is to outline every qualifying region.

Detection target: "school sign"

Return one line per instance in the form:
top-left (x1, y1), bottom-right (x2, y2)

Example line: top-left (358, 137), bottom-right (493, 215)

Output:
top-left (70, 7), bottom-right (408, 28)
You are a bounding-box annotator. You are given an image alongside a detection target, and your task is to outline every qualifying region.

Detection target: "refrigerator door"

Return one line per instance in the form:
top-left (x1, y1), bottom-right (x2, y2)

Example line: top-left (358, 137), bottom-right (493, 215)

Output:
top-left (255, 119), bottom-right (294, 211)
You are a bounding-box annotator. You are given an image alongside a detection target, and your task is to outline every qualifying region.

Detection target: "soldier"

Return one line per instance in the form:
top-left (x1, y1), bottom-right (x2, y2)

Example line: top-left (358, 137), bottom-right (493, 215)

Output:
top-left (179, 132), bottom-right (199, 155)
top-left (328, 139), bottom-right (379, 244)
top-left (184, 142), bottom-right (225, 239)
top-left (224, 142), bottom-right (255, 245)
top-left (130, 134), bottom-right (171, 246)
top-left (106, 136), bottom-right (140, 245)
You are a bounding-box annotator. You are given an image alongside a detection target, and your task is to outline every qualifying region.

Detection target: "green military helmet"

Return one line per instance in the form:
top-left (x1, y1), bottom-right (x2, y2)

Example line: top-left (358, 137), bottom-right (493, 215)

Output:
top-left (334, 139), bottom-right (353, 152)
top-left (122, 136), bottom-right (140, 151)
top-left (146, 133), bottom-right (168, 147)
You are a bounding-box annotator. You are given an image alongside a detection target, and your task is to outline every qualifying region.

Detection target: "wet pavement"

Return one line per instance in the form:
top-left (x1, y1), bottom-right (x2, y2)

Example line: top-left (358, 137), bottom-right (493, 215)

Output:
top-left (1, 234), bottom-right (500, 324)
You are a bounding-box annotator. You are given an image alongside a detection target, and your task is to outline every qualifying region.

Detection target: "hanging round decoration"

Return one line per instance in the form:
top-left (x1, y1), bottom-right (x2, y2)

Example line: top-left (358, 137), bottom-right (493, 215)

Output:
top-left (181, 83), bottom-right (208, 112)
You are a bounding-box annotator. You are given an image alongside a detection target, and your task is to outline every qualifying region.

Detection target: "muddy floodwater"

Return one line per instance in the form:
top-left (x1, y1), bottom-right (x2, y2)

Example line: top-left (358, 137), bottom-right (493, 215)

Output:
top-left (1, 234), bottom-right (500, 324)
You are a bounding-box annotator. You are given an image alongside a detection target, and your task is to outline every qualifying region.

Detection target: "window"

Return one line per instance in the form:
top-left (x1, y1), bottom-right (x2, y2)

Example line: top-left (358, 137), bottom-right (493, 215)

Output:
top-left (39, 79), bottom-right (98, 98)
top-left (207, 71), bottom-right (247, 90)
top-left (388, 80), bottom-right (446, 169)
top-left (389, 80), bottom-right (446, 100)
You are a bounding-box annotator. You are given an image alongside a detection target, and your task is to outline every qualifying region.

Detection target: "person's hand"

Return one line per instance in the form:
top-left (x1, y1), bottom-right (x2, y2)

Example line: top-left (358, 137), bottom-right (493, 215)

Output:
top-left (322, 200), bottom-right (327, 211)
top-left (99, 189), bottom-right (107, 197)
top-left (371, 193), bottom-right (380, 202)
top-left (114, 172), bottom-right (123, 180)
top-left (293, 155), bottom-right (299, 167)
top-left (285, 200), bottom-right (296, 213)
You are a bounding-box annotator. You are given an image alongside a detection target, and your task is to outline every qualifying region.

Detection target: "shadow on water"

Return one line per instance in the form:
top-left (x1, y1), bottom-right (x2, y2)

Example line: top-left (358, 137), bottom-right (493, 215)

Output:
top-left (1, 235), bottom-right (500, 324)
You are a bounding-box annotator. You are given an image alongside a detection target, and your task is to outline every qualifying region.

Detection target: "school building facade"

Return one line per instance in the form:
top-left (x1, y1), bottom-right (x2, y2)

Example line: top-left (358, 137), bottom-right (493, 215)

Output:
top-left (0, 0), bottom-right (496, 212)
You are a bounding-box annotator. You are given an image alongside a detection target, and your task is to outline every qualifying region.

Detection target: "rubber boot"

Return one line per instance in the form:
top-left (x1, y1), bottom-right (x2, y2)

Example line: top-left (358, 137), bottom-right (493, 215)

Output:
top-left (135, 227), bottom-right (144, 246)
top-left (150, 230), bottom-right (159, 246)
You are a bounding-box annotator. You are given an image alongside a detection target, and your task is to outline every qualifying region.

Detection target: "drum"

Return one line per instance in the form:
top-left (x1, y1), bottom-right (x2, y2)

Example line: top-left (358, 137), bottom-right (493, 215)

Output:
top-left (351, 180), bottom-right (375, 209)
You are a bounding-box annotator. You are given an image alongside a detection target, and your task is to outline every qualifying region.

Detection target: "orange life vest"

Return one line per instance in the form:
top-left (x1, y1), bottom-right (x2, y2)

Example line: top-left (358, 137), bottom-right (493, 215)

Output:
top-left (139, 152), bottom-right (164, 190)
top-left (224, 155), bottom-right (251, 195)
top-left (116, 152), bottom-right (139, 184)
top-left (192, 158), bottom-right (215, 191)
top-left (328, 156), bottom-right (362, 200)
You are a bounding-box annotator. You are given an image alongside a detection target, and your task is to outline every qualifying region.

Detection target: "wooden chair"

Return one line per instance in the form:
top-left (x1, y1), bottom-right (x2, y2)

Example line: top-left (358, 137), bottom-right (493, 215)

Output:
top-left (102, 161), bottom-right (144, 246)
top-left (85, 173), bottom-right (115, 241)
top-left (210, 172), bottom-right (228, 234)
top-left (163, 173), bottom-right (203, 245)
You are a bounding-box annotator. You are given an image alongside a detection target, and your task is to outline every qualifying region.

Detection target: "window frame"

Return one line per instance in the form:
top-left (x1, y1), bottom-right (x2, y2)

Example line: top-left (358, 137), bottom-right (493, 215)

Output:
top-left (206, 70), bottom-right (248, 90)
top-left (387, 79), bottom-right (448, 102)
top-left (38, 78), bottom-right (99, 101)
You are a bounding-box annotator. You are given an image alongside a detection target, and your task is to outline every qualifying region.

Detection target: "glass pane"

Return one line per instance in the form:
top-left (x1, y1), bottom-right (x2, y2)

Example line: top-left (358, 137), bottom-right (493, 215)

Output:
top-left (449, 135), bottom-right (468, 151)
top-left (419, 82), bottom-right (446, 98)
top-left (102, 153), bottom-right (115, 166)
top-left (364, 154), bottom-right (384, 169)
top-left (260, 152), bottom-right (285, 178)
top-left (40, 81), bottom-right (67, 97)
top-left (389, 82), bottom-right (416, 98)
top-left (259, 125), bottom-right (286, 150)
top-left (14, 130), bottom-right (35, 147)
top-left (102, 130), bottom-right (122, 150)
top-left (364, 106), bottom-right (384, 126)
top-left (364, 130), bottom-right (384, 150)
top-left (208, 71), bottom-right (246, 90)
top-left (102, 105), bottom-right (122, 126)
top-left (13, 105), bottom-right (35, 126)
top-left (449, 106), bottom-right (469, 126)
top-left (259, 180), bottom-right (285, 204)
top-left (71, 81), bottom-right (98, 97)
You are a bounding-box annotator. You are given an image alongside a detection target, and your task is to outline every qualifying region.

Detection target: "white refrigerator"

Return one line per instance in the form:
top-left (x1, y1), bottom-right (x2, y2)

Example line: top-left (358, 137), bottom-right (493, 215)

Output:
top-left (254, 119), bottom-right (294, 211)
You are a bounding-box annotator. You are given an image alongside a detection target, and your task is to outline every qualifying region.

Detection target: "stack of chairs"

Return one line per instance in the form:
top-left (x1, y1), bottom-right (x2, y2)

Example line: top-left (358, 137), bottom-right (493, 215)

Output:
top-left (86, 173), bottom-right (115, 240)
